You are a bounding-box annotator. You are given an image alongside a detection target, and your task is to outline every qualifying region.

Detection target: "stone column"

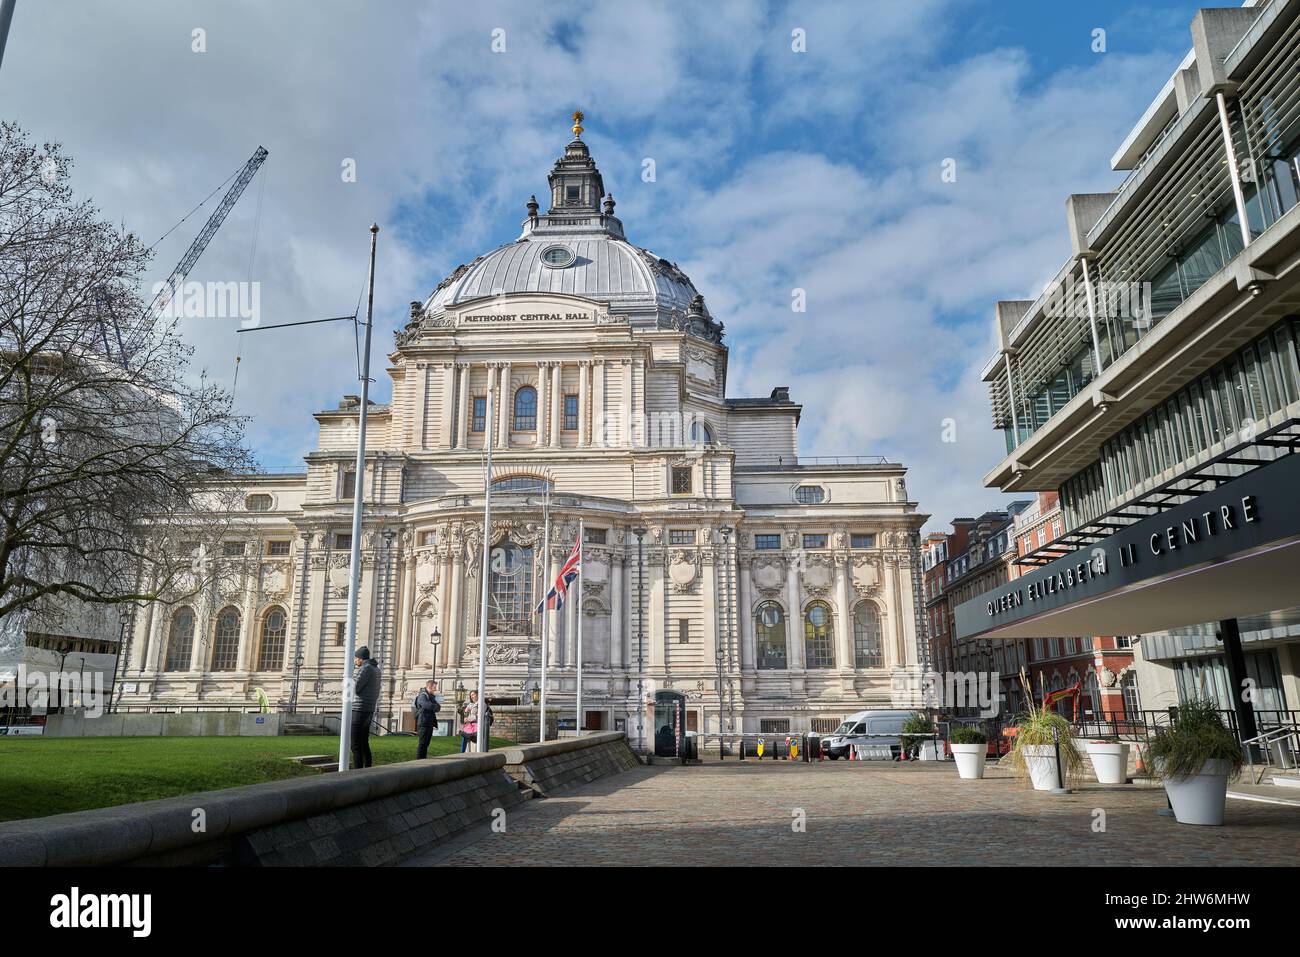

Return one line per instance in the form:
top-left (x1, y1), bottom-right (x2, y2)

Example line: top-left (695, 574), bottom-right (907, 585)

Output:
top-left (537, 361), bottom-right (550, 447)
top-left (436, 545), bottom-right (452, 669)
top-left (549, 362), bottom-right (562, 447)
top-left (632, 357), bottom-right (645, 447)
top-left (610, 550), bottom-right (625, 669)
top-left (593, 359), bottom-right (607, 447)
top-left (396, 551), bottom-right (417, 670)
top-left (447, 549), bottom-right (464, 670)
top-left (454, 364), bottom-right (469, 449)
top-left (497, 362), bottom-right (512, 447)
top-left (738, 556), bottom-right (754, 671)
top-left (620, 358), bottom-right (633, 446)
top-left (702, 543), bottom-right (718, 666)
top-left (835, 556), bottom-right (854, 670)
top-left (439, 362), bottom-right (455, 449)
top-left (785, 555), bottom-right (804, 669)
top-left (648, 548), bottom-right (665, 669)
top-left (578, 360), bottom-right (591, 446)
top-left (235, 570), bottom-right (256, 672)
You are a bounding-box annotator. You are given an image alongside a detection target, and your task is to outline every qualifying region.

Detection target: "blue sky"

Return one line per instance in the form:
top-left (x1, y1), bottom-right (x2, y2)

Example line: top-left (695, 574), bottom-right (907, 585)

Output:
top-left (4, 0), bottom-right (1211, 529)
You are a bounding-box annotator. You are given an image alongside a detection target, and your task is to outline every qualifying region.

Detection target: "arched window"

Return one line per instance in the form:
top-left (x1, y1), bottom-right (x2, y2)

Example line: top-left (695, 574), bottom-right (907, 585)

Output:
top-left (487, 540), bottom-right (534, 634)
top-left (210, 607), bottom-right (242, 672)
top-left (257, 607), bottom-right (287, 671)
top-left (164, 607), bottom-right (194, 672)
top-left (491, 474), bottom-right (551, 493)
top-left (1121, 671), bottom-right (1141, 718)
top-left (1083, 669), bottom-right (1101, 720)
top-left (1048, 673), bottom-right (1067, 715)
top-left (754, 601), bottom-right (787, 670)
top-left (513, 386), bottom-right (537, 431)
top-left (689, 419), bottom-right (714, 445)
top-left (852, 602), bottom-right (883, 668)
top-left (803, 601), bottom-right (835, 669)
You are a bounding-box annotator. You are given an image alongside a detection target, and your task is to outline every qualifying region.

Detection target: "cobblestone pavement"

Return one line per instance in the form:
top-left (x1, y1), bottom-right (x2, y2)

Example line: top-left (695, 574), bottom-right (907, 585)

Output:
top-left (403, 761), bottom-right (1300, 866)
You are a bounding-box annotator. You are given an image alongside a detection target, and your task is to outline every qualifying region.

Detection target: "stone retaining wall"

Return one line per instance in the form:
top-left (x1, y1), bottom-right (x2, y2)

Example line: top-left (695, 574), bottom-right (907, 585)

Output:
top-left (504, 731), bottom-right (640, 797)
top-left (42, 712), bottom-right (282, 737)
top-left (0, 732), bottom-right (639, 867)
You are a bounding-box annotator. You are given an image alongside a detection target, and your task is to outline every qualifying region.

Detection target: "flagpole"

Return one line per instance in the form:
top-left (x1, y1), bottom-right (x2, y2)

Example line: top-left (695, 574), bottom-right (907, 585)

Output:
top-left (538, 479), bottom-right (550, 742)
top-left (337, 223), bottom-right (378, 773)
top-left (576, 517), bottom-right (584, 736)
top-left (475, 377), bottom-right (494, 753)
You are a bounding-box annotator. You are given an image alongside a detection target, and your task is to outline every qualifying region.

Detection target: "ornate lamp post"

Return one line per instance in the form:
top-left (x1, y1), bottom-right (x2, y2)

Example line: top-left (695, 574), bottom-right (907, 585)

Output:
top-left (428, 627), bottom-right (442, 683)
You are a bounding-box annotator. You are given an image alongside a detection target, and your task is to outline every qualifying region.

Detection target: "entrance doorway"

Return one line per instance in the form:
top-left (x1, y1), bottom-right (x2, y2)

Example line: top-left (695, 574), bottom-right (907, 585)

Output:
top-left (653, 691), bottom-right (686, 757)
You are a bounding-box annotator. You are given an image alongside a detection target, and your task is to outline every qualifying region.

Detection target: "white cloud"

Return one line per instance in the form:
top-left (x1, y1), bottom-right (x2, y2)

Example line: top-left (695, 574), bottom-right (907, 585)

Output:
top-left (4, 0), bottom-right (1192, 530)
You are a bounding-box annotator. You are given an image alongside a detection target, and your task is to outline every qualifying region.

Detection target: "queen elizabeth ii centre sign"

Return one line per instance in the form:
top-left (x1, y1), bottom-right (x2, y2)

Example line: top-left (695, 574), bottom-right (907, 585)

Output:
top-left (953, 450), bottom-right (1300, 642)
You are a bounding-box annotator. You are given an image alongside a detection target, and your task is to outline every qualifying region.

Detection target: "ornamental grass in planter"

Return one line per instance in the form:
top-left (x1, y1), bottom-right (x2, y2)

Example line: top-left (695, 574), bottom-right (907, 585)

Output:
top-left (1008, 704), bottom-right (1085, 790)
top-left (1145, 699), bottom-right (1244, 826)
top-left (949, 725), bottom-right (988, 780)
top-left (901, 712), bottom-right (936, 760)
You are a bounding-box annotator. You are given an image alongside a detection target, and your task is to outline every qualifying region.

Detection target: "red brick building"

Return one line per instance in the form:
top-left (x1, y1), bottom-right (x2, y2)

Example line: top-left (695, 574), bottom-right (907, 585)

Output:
top-left (1010, 493), bottom-right (1138, 725)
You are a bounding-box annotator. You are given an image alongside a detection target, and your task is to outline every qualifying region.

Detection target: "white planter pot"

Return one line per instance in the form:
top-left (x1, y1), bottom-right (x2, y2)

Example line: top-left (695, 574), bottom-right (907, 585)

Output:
top-left (1021, 744), bottom-right (1061, 791)
top-left (1164, 760), bottom-right (1231, 826)
top-left (1086, 741), bottom-right (1130, 785)
top-left (951, 743), bottom-right (987, 780)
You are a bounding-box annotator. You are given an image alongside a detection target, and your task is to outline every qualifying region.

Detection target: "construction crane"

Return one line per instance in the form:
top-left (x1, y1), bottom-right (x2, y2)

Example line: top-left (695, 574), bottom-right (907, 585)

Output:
top-left (119, 145), bottom-right (269, 363)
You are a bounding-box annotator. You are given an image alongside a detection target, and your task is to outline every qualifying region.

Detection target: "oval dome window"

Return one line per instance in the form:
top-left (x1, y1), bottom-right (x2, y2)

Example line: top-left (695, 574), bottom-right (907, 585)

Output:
top-left (540, 245), bottom-right (575, 268)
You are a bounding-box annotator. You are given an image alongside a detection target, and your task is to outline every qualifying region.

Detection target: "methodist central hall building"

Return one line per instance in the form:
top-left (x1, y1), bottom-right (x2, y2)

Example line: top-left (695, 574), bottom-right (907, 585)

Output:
top-left (116, 122), bottom-right (930, 746)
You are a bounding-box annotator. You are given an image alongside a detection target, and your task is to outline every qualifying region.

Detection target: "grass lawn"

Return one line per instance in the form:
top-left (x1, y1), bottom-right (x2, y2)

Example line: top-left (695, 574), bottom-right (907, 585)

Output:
top-left (0, 733), bottom-right (511, 822)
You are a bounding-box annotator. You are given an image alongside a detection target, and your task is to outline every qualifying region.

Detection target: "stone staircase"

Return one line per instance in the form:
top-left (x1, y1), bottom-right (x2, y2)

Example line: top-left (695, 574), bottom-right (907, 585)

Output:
top-left (283, 722), bottom-right (331, 736)
top-left (285, 754), bottom-right (339, 773)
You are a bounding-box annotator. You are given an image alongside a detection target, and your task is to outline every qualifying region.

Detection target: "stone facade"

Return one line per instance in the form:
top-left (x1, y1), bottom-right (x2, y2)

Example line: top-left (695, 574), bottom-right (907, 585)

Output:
top-left (116, 129), bottom-right (930, 745)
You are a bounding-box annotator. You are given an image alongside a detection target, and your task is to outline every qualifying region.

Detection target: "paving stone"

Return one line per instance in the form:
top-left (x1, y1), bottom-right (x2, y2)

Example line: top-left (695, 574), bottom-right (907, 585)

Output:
top-left (402, 762), bottom-right (1300, 867)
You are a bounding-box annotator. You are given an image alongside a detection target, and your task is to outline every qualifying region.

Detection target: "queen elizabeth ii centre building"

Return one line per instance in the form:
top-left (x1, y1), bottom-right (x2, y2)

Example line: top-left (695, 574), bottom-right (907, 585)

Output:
top-left (955, 2), bottom-right (1300, 750)
top-left (114, 122), bottom-right (930, 749)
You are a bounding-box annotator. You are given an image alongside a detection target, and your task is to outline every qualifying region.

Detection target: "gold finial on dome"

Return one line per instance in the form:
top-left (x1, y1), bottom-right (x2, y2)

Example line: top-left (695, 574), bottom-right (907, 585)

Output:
top-left (571, 110), bottom-right (585, 139)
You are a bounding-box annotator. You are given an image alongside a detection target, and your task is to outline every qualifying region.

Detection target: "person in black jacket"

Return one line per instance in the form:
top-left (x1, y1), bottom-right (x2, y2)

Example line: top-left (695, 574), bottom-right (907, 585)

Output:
top-left (414, 679), bottom-right (442, 759)
top-left (350, 646), bottom-right (380, 769)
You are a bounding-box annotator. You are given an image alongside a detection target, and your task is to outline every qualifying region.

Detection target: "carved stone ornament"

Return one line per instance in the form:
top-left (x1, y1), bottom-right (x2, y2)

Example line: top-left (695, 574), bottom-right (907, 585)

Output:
top-left (751, 561), bottom-right (784, 592)
top-left (1100, 667), bottom-right (1117, 688)
top-left (668, 555), bottom-right (698, 593)
top-left (801, 562), bottom-right (833, 597)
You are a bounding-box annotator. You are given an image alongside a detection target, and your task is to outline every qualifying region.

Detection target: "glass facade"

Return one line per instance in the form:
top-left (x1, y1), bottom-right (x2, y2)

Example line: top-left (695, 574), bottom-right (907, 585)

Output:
top-left (1060, 317), bottom-right (1300, 529)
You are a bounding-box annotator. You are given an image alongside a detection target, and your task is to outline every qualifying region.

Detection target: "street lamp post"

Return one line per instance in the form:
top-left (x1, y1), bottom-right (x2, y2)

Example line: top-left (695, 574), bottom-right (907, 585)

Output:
top-left (428, 627), bottom-right (442, 684)
top-left (108, 605), bottom-right (132, 714)
top-left (633, 526), bottom-right (646, 753)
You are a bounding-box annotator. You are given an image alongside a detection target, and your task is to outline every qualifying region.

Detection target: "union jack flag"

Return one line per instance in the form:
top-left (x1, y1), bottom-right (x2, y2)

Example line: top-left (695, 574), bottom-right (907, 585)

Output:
top-left (536, 534), bottom-right (582, 612)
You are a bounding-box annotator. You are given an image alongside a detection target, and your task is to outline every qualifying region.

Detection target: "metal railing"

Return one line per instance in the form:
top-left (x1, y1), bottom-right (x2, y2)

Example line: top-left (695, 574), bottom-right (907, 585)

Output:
top-left (1243, 725), bottom-right (1300, 785)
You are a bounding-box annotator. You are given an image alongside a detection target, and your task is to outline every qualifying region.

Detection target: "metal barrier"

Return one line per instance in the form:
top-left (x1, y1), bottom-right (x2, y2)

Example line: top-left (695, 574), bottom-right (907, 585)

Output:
top-left (690, 730), bottom-right (944, 763)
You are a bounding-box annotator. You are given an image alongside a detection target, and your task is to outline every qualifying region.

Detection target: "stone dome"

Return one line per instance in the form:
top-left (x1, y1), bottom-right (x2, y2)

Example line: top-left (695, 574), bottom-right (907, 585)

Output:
top-left (414, 132), bottom-right (721, 342)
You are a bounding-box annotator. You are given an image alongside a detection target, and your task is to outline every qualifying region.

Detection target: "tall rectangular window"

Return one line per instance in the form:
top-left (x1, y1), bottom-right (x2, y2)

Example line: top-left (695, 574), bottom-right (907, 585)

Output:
top-left (563, 394), bottom-right (579, 431)
top-left (471, 396), bottom-right (487, 433)
top-left (678, 618), bottom-right (690, 644)
top-left (341, 470), bottom-right (356, 500)
top-left (671, 467), bottom-right (692, 494)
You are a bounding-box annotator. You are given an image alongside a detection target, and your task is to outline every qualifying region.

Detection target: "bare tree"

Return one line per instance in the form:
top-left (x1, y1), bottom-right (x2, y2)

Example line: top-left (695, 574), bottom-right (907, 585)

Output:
top-left (0, 121), bottom-right (253, 633)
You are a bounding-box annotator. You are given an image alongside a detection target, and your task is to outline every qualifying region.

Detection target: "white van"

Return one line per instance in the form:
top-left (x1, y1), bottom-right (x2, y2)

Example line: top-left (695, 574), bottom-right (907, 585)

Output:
top-left (819, 709), bottom-right (915, 760)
